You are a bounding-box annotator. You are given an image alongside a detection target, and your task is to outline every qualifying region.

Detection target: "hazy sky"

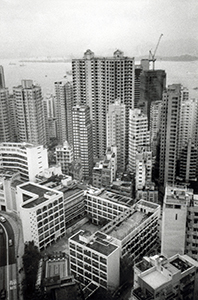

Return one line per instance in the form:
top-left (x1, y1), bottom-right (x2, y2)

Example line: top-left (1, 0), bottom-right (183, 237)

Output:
top-left (0, 0), bottom-right (197, 58)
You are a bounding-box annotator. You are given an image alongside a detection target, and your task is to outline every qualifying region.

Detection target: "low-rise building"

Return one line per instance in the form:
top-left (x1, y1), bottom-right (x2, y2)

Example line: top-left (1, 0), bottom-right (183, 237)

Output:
top-left (102, 200), bottom-right (160, 260)
top-left (0, 142), bottom-right (48, 182)
top-left (16, 182), bottom-right (66, 250)
top-left (132, 254), bottom-right (198, 300)
top-left (55, 141), bottom-right (74, 175)
top-left (0, 168), bottom-right (22, 211)
top-left (69, 230), bottom-right (120, 292)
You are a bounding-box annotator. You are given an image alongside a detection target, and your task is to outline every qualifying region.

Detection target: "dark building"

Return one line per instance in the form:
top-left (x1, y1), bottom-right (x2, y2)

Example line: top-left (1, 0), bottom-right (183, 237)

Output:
top-left (138, 69), bottom-right (166, 127)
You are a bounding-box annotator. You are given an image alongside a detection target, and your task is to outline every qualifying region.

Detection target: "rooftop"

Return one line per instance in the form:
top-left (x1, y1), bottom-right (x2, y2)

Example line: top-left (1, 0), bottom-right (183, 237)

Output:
top-left (20, 183), bottom-right (60, 209)
top-left (169, 257), bottom-right (192, 272)
top-left (141, 269), bottom-right (170, 290)
top-left (70, 230), bottom-right (118, 256)
top-left (107, 210), bottom-right (146, 240)
top-left (99, 190), bottom-right (132, 206)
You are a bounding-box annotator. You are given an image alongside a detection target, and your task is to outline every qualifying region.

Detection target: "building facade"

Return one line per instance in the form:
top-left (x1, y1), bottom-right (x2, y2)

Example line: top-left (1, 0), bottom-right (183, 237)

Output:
top-left (129, 109), bottom-right (150, 172)
top-left (72, 105), bottom-right (93, 181)
top-left (55, 141), bottom-right (74, 175)
top-left (0, 142), bottom-right (48, 182)
top-left (106, 99), bottom-right (126, 171)
top-left (72, 49), bottom-right (135, 160)
top-left (16, 182), bottom-right (66, 251)
top-left (159, 84), bottom-right (182, 186)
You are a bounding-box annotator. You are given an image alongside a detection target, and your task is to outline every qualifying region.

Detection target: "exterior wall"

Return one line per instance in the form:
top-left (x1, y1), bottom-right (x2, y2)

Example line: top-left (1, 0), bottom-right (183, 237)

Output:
top-left (161, 185), bottom-right (193, 258)
top-left (72, 50), bottom-right (135, 160)
top-left (13, 80), bottom-right (46, 146)
top-left (69, 230), bottom-right (120, 292)
top-left (84, 191), bottom-right (128, 225)
top-left (0, 88), bottom-right (11, 142)
top-left (129, 109), bottom-right (150, 172)
top-left (55, 141), bottom-right (74, 175)
top-left (159, 84), bottom-right (181, 186)
top-left (0, 143), bottom-right (48, 182)
top-left (17, 182), bottom-right (65, 250)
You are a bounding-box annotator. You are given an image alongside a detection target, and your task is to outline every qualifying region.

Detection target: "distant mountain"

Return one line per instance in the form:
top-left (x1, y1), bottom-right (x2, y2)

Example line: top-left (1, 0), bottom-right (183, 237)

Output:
top-left (136, 54), bottom-right (198, 62)
top-left (159, 54), bottom-right (198, 61)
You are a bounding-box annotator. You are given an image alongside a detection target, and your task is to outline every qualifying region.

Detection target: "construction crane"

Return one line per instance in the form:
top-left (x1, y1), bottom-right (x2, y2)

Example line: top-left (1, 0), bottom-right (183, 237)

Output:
top-left (149, 34), bottom-right (163, 70)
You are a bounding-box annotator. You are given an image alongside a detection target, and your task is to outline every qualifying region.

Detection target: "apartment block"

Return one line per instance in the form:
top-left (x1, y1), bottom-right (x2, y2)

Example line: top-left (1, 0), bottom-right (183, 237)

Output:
top-left (106, 99), bottom-right (126, 171)
top-left (135, 147), bottom-right (152, 191)
top-left (55, 141), bottom-right (74, 175)
top-left (161, 185), bottom-right (193, 258)
top-left (129, 109), bottom-right (150, 172)
top-left (13, 80), bottom-right (47, 146)
top-left (0, 142), bottom-right (48, 182)
top-left (0, 87), bottom-right (11, 142)
top-left (69, 230), bottom-right (120, 292)
top-left (72, 49), bottom-right (135, 160)
top-left (132, 254), bottom-right (198, 300)
top-left (16, 182), bottom-right (66, 251)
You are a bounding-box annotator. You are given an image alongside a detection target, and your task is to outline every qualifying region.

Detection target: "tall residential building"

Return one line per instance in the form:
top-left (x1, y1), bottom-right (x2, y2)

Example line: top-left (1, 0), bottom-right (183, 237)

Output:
top-left (129, 109), bottom-right (150, 172)
top-left (0, 87), bottom-right (11, 142)
top-left (150, 100), bottom-right (162, 156)
top-left (55, 81), bottom-right (74, 145)
top-left (178, 97), bottom-right (198, 156)
top-left (72, 49), bottom-right (135, 160)
top-left (0, 142), bottom-right (48, 182)
top-left (138, 69), bottom-right (166, 127)
top-left (0, 66), bottom-right (5, 89)
top-left (135, 147), bottom-right (152, 191)
top-left (72, 104), bottom-right (93, 180)
top-left (134, 59), bottom-right (150, 109)
top-left (106, 99), bottom-right (125, 171)
top-left (159, 84), bottom-right (182, 186)
top-left (13, 80), bottom-right (46, 146)
top-left (179, 139), bottom-right (197, 182)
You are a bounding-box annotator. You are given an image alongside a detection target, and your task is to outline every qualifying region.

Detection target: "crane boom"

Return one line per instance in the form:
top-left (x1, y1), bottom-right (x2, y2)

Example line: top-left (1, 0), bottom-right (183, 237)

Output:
top-left (149, 34), bottom-right (163, 70)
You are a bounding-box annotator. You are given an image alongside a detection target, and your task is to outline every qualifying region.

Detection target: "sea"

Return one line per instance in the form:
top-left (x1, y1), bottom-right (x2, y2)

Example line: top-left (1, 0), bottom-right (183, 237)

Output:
top-left (1, 58), bottom-right (198, 99)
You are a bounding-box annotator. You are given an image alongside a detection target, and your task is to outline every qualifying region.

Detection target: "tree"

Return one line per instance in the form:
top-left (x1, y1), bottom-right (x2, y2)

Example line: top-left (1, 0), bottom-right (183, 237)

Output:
top-left (22, 241), bottom-right (41, 300)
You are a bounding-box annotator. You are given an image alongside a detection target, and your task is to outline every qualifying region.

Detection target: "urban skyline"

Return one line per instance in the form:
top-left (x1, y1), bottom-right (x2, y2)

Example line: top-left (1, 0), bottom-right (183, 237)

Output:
top-left (0, 1), bottom-right (198, 298)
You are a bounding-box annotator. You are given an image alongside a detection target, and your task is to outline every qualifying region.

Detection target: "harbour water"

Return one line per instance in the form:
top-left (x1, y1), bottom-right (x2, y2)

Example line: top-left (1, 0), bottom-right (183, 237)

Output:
top-left (1, 58), bottom-right (198, 98)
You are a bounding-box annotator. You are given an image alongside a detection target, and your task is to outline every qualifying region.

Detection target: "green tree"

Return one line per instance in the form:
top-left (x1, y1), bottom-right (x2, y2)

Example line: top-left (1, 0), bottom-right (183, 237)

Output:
top-left (22, 241), bottom-right (41, 300)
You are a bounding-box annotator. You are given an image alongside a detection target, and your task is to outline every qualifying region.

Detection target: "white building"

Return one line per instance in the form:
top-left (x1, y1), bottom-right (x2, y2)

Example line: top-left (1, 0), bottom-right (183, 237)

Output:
top-left (129, 109), bottom-right (150, 172)
top-left (133, 254), bottom-right (198, 300)
top-left (16, 182), bottom-right (66, 250)
top-left (69, 230), bottom-right (120, 292)
top-left (106, 99), bottom-right (126, 171)
top-left (161, 185), bottom-right (193, 258)
top-left (72, 105), bottom-right (93, 180)
top-left (135, 147), bottom-right (152, 191)
top-left (55, 141), bottom-right (74, 175)
top-left (0, 142), bottom-right (48, 182)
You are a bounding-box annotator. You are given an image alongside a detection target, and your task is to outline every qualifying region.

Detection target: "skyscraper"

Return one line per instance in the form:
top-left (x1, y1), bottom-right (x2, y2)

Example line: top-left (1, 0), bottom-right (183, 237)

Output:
top-left (72, 104), bottom-right (93, 180)
top-left (54, 81), bottom-right (74, 145)
top-left (159, 84), bottom-right (182, 186)
top-left (13, 80), bottom-right (46, 146)
top-left (106, 99), bottom-right (126, 172)
top-left (138, 69), bottom-right (166, 127)
top-left (128, 109), bottom-right (150, 172)
top-left (72, 49), bottom-right (135, 160)
top-left (0, 66), bottom-right (12, 142)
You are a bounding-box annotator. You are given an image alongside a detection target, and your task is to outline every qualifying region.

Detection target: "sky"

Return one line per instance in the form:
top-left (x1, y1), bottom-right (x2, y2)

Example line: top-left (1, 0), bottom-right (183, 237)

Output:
top-left (0, 0), bottom-right (198, 58)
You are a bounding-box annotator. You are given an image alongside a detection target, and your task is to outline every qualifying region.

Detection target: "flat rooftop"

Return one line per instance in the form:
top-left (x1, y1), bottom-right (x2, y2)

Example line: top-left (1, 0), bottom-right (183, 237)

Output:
top-left (107, 210), bottom-right (146, 240)
top-left (142, 269), bottom-right (170, 290)
top-left (21, 183), bottom-right (59, 208)
top-left (98, 190), bottom-right (132, 206)
top-left (169, 257), bottom-right (192, 272)
top-left (70, 230), bottom-right (118, 256)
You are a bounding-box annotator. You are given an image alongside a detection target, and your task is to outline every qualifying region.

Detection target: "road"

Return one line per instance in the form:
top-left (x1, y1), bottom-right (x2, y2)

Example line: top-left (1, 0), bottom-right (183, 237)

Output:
top-left (0, 217), bottom-right (18, 300)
